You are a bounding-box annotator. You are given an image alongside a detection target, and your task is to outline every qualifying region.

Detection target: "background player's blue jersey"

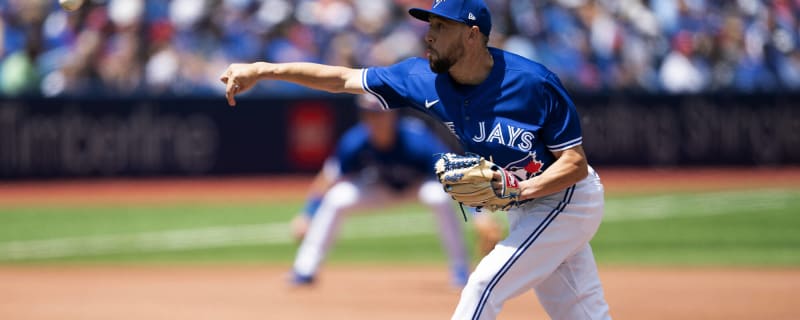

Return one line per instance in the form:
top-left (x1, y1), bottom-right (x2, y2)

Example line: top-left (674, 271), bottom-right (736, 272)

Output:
top-left (334, 116), bottom-right (450, 191)
top-left (362, 47), bottom-right (583, 182)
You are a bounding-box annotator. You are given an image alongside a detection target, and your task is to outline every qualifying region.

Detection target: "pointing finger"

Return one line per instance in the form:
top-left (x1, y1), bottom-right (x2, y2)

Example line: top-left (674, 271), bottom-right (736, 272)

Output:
top-left (226, 79), bottom-right (237, 107)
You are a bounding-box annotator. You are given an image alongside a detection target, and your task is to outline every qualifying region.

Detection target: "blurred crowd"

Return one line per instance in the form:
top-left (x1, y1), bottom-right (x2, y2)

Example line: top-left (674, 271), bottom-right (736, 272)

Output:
top-left (1, 0), bottom-right (799, 98)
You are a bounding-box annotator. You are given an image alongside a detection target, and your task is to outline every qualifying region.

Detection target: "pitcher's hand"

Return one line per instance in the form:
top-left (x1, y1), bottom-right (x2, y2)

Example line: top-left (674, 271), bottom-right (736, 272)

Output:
top-left (219, 63), bottom-right (264, 106)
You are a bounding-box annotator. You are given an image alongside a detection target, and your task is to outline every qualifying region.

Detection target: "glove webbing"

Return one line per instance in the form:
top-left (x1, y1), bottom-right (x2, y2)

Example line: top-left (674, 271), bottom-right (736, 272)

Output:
top-left (450, 153), bottom-right (480, 222)
top-left (443, 153), bottom-right (482, 171)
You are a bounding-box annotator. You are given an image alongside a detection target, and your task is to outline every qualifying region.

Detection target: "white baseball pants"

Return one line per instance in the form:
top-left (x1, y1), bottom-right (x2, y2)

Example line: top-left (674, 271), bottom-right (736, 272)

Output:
top-left (451, 166), bottom-right (611, 320)
top-left (292, 179), bottom-right (469, 280)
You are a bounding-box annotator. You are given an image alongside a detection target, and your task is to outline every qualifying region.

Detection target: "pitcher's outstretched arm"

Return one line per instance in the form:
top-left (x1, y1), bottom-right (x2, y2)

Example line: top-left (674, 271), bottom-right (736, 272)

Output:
top-left (219, 62), bottom-right (365, 106)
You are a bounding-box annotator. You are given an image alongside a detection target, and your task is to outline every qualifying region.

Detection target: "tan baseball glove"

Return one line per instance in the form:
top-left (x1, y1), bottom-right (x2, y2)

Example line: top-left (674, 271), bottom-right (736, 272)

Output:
top-left (434, 153), bottom-right (521, 212)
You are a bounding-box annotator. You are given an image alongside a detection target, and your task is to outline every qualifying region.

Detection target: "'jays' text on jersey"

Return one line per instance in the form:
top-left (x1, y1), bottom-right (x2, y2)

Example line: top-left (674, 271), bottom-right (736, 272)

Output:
top-left (361, 47), bottom-right (583, 182)
top-left (331, 116), bottom-right (451, 191)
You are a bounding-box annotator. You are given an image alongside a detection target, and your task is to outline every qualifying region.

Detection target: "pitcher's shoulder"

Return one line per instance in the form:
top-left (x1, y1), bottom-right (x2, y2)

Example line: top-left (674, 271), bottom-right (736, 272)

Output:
top-left (493, 48), bottom-right (555, 81)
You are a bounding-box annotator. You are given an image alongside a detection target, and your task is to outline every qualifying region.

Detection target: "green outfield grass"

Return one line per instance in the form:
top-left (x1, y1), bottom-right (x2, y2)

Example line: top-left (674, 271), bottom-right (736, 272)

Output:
top-left (0, 188), bottom-right (798, 266)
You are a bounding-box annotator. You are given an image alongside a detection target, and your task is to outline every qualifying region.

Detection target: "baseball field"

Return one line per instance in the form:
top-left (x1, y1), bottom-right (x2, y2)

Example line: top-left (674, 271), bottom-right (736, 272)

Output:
top-left (0, 168), bottom-right (798, 320)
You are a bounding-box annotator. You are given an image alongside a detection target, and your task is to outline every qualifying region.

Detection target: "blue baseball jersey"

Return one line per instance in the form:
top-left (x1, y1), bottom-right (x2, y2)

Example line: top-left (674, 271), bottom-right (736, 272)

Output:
top-left (333, 116), bottom-right (450, 190)
top-left (361, 47), bottom-right (583, 181)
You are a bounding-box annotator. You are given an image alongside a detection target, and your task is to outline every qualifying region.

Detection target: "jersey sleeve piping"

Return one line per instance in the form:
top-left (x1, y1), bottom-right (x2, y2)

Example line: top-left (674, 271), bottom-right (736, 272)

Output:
top-left (360, 68), bottom-right (390, 111)
top-left (547, 137), bottom-right (583, 151)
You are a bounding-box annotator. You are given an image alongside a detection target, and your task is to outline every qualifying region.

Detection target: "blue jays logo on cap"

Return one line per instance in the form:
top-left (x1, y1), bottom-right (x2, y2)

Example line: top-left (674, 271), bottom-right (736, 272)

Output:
top-left (409, 0), bottom-right (492, 37)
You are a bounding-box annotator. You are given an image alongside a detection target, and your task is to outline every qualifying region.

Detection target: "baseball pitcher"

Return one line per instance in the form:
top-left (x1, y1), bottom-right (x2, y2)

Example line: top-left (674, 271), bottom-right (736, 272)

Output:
top-left (220, 0), bottom-right (611, 318)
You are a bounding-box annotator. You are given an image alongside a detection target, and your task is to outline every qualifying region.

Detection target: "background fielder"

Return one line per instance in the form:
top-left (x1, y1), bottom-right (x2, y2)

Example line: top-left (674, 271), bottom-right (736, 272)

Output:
top-left (290, 95), bottom-right (501, 287)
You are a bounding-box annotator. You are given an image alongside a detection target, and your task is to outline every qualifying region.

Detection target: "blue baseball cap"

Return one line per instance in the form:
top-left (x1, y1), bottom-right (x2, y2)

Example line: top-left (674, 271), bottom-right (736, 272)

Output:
top-left (409, 0), bottom-right (492, 37)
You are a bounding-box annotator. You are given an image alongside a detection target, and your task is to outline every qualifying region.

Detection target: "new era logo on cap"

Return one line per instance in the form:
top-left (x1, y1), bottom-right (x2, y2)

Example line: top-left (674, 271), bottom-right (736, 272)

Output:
top-left (409, 0), bottom-right (492, 37)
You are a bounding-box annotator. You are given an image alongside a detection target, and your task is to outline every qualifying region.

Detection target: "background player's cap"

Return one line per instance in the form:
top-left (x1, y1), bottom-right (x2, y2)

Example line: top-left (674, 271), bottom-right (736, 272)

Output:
top-left (409, 0), bottom-right (492, 37)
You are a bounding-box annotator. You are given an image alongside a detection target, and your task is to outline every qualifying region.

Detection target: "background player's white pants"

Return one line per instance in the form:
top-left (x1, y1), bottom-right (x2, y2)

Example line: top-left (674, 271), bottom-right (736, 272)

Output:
top-left (452, 167), bottom-right (611, 320)
top-left (292, 179), bottom-right (469, 280)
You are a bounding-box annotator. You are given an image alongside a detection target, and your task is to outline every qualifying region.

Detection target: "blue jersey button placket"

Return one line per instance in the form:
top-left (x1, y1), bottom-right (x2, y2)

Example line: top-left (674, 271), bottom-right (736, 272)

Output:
top-left (462, 99), bottom-right (474, 150)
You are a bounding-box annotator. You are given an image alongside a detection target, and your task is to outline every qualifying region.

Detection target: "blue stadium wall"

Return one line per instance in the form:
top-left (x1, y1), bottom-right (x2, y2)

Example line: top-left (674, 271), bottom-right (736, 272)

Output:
top-left (0, 94), bottom-right (797, 179)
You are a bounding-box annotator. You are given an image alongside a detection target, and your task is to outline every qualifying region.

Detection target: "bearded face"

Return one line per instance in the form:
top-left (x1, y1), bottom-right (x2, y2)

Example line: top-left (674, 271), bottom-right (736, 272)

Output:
top-left (428, 40), bottom-right (465, 74)
top-left (424, 16), bottom-right (468, 74)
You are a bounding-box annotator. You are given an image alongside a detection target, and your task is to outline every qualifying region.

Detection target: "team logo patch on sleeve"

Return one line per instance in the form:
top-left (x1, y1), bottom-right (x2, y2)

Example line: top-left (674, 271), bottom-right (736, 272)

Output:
top-left (505, 152), bottom-right (544, 180)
